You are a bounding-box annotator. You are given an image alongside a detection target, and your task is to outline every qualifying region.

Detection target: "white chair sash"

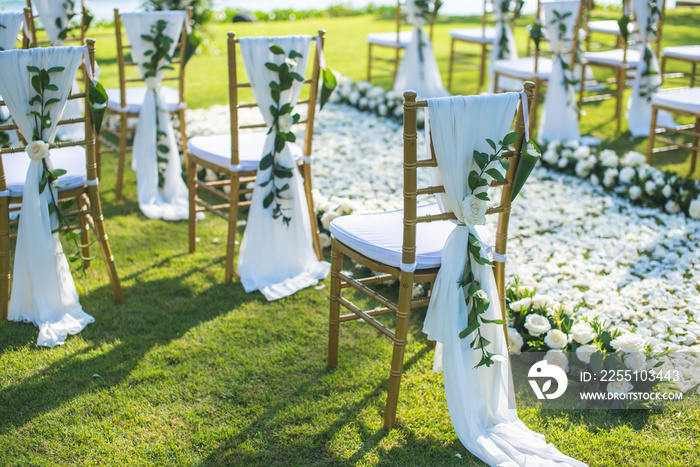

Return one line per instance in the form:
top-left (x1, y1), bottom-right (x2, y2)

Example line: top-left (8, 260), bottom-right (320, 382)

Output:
top-left (422, 93), bottom-right (587, 466)
top-left (627, 0), bottom-right (675, 137)
top-left (120, 11), bottom-right (189, 221)
top-left (539, 1), bottom-right (582, 142)
top-left (0, 46), bottom-right (94, 347)
top-left (393, 0), bottom-right (449, 99)
top-left (488, 0), bottom-right (520, 93)
top-left (237, 35), bottom-right (329, 301)
top-left (0, 12), bottom-right (24, 50)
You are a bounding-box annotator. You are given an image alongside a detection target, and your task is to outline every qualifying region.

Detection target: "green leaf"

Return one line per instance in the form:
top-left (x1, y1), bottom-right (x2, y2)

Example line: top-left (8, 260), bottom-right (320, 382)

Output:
top-left (459, 318), bottom-right (480, 339)
top-left (44, 98), bottom-right (60, 106)
top-left (26, 65), bottom-right (41, 73)
top-left (474, 150), bottom-right (489, 170)
top-left (259, 153), bottom-right (274, 170)
top-left (49, 169), bottom-right (67, 178)
top-left (265, 62), bottom-right (280, 72)
top-left (263, 191), bottom-right (274, 208)
top-left (269, 45), bottom-right (285, 55)
top-left (45, 84), bottom-right (59, 92)
top-left (485, 139), bottom-right (497, 151)
top-left (320, 68), bottom-right (337, 110)
top-left (65, 230), bottom-right (80, 241)
top-left (502, 131), bottom-right (520, 147)
top-left (288, 72), bottom-right (304, 82)
top-left (474, 192), bottom-right (489, 201)
top-left (468, 171), bottom-right (480, 191)
top-left (47, 66), bottom-right (65, 73)
top-left (31, 75), bottom-right (41, 94)
top-left (141, 34), bottom-right (155, 42)
top-left (467, 281), bottom-right (479, 297)
top-left (87, 81), bottom-right (108, 135)
top-left (274, 168), bottom-right (294, 178)
top-left (500, 158), bottom-right (510, 170)
top-left (289, 50), bottom-right (303, 59)
top-left (486, 168), bottom-right (505, 181)
top-left (157, 144), bottom-right (169, 154)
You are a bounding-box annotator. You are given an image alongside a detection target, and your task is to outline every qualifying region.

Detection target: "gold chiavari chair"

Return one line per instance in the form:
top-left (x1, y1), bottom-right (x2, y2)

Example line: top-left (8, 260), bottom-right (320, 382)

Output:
top-left (0, 39), bottom-right (124, 320)
top-left (661, 45), bottom-right (700, 89)
top-left (327, 82), bottom-right (535, 429)
top-left (96, 8), bottom-right (192, 201)
top-left (25, 0), bottom-right (89, 46)
top-left (579, 0), bottom-right (666, 133)
top-left (366, 0), bottom-right (438, 84)
top-left (185, 31), bottom-right (324, 283)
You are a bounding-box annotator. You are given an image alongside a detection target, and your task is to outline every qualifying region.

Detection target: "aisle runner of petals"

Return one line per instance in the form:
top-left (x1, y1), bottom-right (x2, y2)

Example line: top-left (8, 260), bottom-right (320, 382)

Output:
top-left (186, 103), bottom-right (700, 355)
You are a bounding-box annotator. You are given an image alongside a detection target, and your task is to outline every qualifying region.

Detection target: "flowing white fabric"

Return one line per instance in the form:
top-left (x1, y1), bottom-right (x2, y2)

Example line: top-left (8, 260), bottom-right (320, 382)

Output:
top-left (488, 0), bottom-right (520, 93)
top-left (626, 0), bottom-right (675, 137)
top-left (0, 46), bottom-right (94, 347)
top-left (539, 1), bottom-right (581, 142)
top-left (237, 36), bottom-right (329, 300)
top-left (0, 12), bottom-right (25, 148)
top-left (393, 0), bottom-right (449, 99)
top-left (121, 12), bottom-right (189, 220)
top-left (422, 94), bottom-right (587, 467)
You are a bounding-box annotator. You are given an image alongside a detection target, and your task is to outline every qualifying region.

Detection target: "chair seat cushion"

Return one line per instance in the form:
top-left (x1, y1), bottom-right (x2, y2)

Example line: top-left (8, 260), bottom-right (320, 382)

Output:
top-left (662, 45), bottom-right (700, 61)
top-left (367, 31), bottom-right (413, 48)
top-left (330, 203), bottom-right (494, 270)
top-left (583, 49), bottom-right (641, 68)
top-left (492, 56), bottom-right (553, 80)
top-left (652, 88), bottom-right (700, 114)
top-left (187, 131), bottom-right (304, 172)
top-left (4, 146), bottom-right (87, 196)
top-left (587, 20), bottom-right (636, 35)
top-left (449, 27), bottom-right (496, 43)
top-left (106, 86), bottom-right (185, 113)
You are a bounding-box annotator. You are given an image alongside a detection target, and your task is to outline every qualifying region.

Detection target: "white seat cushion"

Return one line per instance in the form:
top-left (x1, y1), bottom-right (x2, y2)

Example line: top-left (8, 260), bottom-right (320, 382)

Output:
top-left (367, 31), bottom-right (413, 48)
top-left (492, 56), bottom-right (553, 81)
top-left (450, 27), bottom-right (496, 44)
top-left (187, 131), bottom-right (304, 172)
top-left (3, 146), bottom-right (87, 196)
top-left (652, 88), bottom-right (700, 114)
top-left (330, 203), bottom-right (495, 270)
top-left (106, 86), bottom-right (185, 113)
top-left (587, 20), bottom-right (636, 35)
top-left (583, 49), bottom-right (641, 68)
top-left (662, 45), bottom-right (700, 62)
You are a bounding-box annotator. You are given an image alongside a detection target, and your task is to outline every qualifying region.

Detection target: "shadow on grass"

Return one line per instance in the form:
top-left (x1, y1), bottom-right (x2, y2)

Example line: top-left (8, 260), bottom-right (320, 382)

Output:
top-left (0, 255), bottom-right (258, 433)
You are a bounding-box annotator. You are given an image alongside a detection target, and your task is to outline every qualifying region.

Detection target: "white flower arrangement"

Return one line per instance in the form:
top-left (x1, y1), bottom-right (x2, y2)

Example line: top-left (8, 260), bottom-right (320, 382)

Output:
top-left (538, 140), bottom-right (700, 219)
top-left (331, 74), bottom-right (408, 124)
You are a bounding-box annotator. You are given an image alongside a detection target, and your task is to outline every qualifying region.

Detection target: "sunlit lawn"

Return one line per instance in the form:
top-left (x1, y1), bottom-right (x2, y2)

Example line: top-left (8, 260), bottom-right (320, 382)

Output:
top-left (1, 7), bottom-right (700, 467)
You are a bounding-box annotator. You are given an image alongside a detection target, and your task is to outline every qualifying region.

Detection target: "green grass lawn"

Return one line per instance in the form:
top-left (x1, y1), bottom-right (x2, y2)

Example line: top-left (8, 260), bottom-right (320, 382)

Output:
top-left (1, 7), bottom-right (700, 467)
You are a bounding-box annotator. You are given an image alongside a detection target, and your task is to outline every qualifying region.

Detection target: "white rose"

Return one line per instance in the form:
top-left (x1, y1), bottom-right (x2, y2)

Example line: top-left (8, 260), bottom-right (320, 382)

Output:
top-left (623, 351), bottom-right (647, 371)
top-left (145, 77), bottom-right (160, 91)
top-left (508, 327), bottom-right (524, 355)
top-left (689, 198), bottom-right (700, 219)
top-left (460, 194), bottom-right (487, 226)
top-left (576, 344), bottom-right (598, 364)
top-left (600, 150), bottom-right (619, 168)
top-left (531, 294), bottom-right (554, 308)
top-left (544, 329), bottom-right (568, 349)
top-left (524, 314), bottom-right (551, 337)
top-left (637, 166), bottom-right (648, 179)
top-left (573, 146), bottom-right (590, 160)
top-left (661, 184), bottom-right (672, 198)
top-left (618, 166), bottom-right (635, 184)
top-left (544, 349), bottom-right (569, 373)
top-left (575, 160), bottom-right (593, 178)
top-left (607, 379), bottom-right (633, 394)
top-left (603, 168), bottom-right (618, 187)
top-left (610, 332), bottom-right (645, 353)
top-left (277, 114), bottom-right (294, 133)
top-left (645, 180), bottom-right (656, 195)
top-left (665, 200), bottom-right (680, 214)
top-left (318, 232), bottom-right (332, 249)
top-left (25, 140), bottom-right (50, 161)
top-left (620, 151), bottom-right (645, 167)
top-left (320, 210), bottom-right (341, 230)
top-left (629, 186), bottom-right (642, 200)
top-left (571, 321), bottom-right (597, 344)
top-left (509, 297), bottom-right (533, 312)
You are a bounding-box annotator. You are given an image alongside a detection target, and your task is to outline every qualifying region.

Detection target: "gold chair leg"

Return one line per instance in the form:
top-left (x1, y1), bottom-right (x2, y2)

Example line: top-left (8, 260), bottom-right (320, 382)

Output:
top-left (87, 185), bottom-right (124, 303)
top-left (0, 198), bottom-right (10, 321)
top-left (187, 159), bottom-right (197, 254)
top-left (691, 117), bottom-right (700, 176)
top-left (328, 242), bottom-right (343, 369)
top-left (367, 43), bottom-right (372, 82)
top-left (578, 62), bottom-right (587, 112)
top-left (179, 108), bottom-right (188, 168)
top-left (478, 43), bottom-right (488, 94)
top-left (77, 195), bottom-right (91, 270)
top-left (393, 47), bottom-right (400, 83)
top-left (692, 62), bottom-right (697, 88)
top-left (116, 114), bottom-right (128, 201)
top-left (383, 269), bottom-right (414, 429)
top-left (225, 173), bottom-right (240, 283)
top-left (301, 162), bottom-right (322, 261)
top-left (95, 131), bottom-right (102, 181)
top-left (448, 38), bottom-right (455, 92)
top-left (616, 69), bottom-right (626, 133)
top-left (647, 107), bottom-right (659, 166)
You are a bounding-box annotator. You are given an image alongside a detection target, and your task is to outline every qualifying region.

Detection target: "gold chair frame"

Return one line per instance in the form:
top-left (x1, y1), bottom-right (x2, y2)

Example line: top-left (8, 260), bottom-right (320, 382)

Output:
top-left (328, 82), bottom-right (535, 429)
top-left (661, 48), bottom-right (700, 89)
top-left (647, 99), bottom-right (700, 174)
top-left (96, 8), bottom-right (192, 201)
top-left (25, 0), bottom-right (89, 46)
top-left (0, 39), bottom-right (124, 321)
top-left (584, 0), bottom-right (631, 52)
top-left (186, 31), bottom-right (324, 283)
top-left (366, 0), bottom-right (437, 84)
top-left (578, 0), bottom-right (666, 133)
top-left (447, 0), bottom-right (494, 94)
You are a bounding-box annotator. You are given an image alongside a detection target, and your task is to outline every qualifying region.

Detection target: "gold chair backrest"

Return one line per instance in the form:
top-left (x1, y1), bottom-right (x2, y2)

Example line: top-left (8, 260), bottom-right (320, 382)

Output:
top-left (25, 0), bottom-right (89, 46)
top-left (402, 81), bottom-right (535, 328)
top-left (531, 0), bottom-right (586, 73)
top-left (113, 8), bottom-right (192, 113)
top-left (0, 39), bottom-right (99, 194)
top-left (225, 31), bottom-right (325, 168)
top-left (395, 0), bottom-right (438, 42)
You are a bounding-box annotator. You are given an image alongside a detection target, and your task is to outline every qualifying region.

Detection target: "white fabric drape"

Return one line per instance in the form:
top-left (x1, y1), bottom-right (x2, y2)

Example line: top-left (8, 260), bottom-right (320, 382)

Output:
top-left (539, 1), bottom-right (581, 142)
top-left (488, 0), bottom-right (520, 93)
top-left (393, 0), bottom-right (449, 99)
top-left (0, 46), bottom-right (94, 347)
top-left (121, 12), bottom-right (189, 221)
top-left (627, 0), bottom-right (675, 137)
top-left (422, 94), bottom-right (587, 467)
top-left (0, 12), bottom-right (25, 148)
top-left (237, 35), bottom-right (329, 300)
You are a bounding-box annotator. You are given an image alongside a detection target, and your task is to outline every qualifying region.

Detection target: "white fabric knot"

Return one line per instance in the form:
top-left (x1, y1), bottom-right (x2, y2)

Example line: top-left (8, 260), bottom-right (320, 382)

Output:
top-left (145, 77), bottom-right (161, 91)
top-left (551, 41), bottom-right (567, 56)
top-left (460, 194), bottom-right (487, 226)
top-left (25, 141), bottom-right (50, 161)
